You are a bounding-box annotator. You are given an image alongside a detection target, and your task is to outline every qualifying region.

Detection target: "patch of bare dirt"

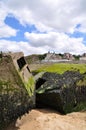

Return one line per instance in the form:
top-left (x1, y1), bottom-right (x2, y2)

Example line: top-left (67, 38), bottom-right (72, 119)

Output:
top-left (5, 109), bottom-right (86, 130)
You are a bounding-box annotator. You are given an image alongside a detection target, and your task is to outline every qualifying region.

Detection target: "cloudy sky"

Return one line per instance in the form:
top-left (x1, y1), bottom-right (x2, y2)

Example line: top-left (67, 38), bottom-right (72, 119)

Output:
top-left (0, 0), bottom-right (86, 55)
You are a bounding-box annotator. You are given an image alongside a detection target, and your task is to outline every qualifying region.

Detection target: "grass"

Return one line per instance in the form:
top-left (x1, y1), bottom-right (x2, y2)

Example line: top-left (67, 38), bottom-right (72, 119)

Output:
top-left (33, 63), bottom-right (86, 74)
top-left (25, 77), bottom-right (35, 97)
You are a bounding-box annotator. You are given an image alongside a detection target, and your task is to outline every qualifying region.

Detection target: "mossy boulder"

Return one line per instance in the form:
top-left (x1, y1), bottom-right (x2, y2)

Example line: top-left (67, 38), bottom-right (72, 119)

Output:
top-left (36, 71), bottom-right (86, 114)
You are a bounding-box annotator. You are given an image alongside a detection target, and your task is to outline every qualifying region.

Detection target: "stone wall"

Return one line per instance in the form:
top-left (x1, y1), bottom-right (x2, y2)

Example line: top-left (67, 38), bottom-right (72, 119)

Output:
top-left (10, 52), bottom-right (32, 83)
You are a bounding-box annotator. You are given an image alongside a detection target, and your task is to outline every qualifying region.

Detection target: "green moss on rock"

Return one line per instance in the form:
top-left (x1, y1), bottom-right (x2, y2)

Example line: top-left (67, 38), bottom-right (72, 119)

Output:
top-left (25, 76), bottom-right (35, 97)
top-left (36, 71), bottom-right (86, 114)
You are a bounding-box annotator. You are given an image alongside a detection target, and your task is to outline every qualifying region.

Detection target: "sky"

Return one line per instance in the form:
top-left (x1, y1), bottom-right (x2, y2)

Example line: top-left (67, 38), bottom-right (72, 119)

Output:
top-left (0, 0), bottom-right (86, 56)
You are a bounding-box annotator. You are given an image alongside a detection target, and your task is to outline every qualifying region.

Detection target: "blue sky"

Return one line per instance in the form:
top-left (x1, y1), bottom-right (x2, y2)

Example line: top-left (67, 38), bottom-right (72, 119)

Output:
top-left (4, 16), bottom-right (37, 42)
top-left (0, 0), bottom-right (86, 55)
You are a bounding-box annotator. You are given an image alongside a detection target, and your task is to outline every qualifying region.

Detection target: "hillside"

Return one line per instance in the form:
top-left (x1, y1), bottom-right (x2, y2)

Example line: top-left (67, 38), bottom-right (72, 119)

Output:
top-left (25, 54), bottom-right (46, 64)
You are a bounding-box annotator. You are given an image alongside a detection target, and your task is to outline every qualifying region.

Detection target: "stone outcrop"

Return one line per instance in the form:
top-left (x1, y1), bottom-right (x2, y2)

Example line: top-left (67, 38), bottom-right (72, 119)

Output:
top-left (0, 52), bottom-right (35, 129)
top-left (36, 71), bottom-right (86, 114)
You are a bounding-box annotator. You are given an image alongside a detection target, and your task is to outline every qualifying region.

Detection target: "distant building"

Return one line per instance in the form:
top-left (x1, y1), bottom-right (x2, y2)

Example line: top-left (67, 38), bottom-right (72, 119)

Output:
top-left (83, 53), bottom-right (86, 57)
top-left (80, 53), bottom-right (86, 60)
top-left (44, 52), bottom-right (61, 61)
top-left (63, 53), bottom-right (74, 60)
top-left (42, 52), bottom-right (74, 63)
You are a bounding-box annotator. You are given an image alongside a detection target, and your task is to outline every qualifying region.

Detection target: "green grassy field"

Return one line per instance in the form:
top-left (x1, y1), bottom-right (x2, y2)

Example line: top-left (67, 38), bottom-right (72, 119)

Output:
top-left (33, 63), bottom-right (86, 74)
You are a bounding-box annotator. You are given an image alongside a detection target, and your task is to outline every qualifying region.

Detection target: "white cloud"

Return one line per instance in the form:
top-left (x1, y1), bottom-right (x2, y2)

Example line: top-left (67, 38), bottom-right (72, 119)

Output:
top-left (0, 1), bottom-right (8, 26)
top-left (0, 25), bottom-right (17, 38)
top-left (0, 32), bottom-right (86, 56)
top-left (25, 31), bottom-right (86, 54)
top-left (0, 1), bottom-right (17, 38)
top-left (0, 0), bottom-right (86, 55)
top-left (3, 0), bottom-right (86, 33)
top-left (0, 40), bottom-right (47, 56)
